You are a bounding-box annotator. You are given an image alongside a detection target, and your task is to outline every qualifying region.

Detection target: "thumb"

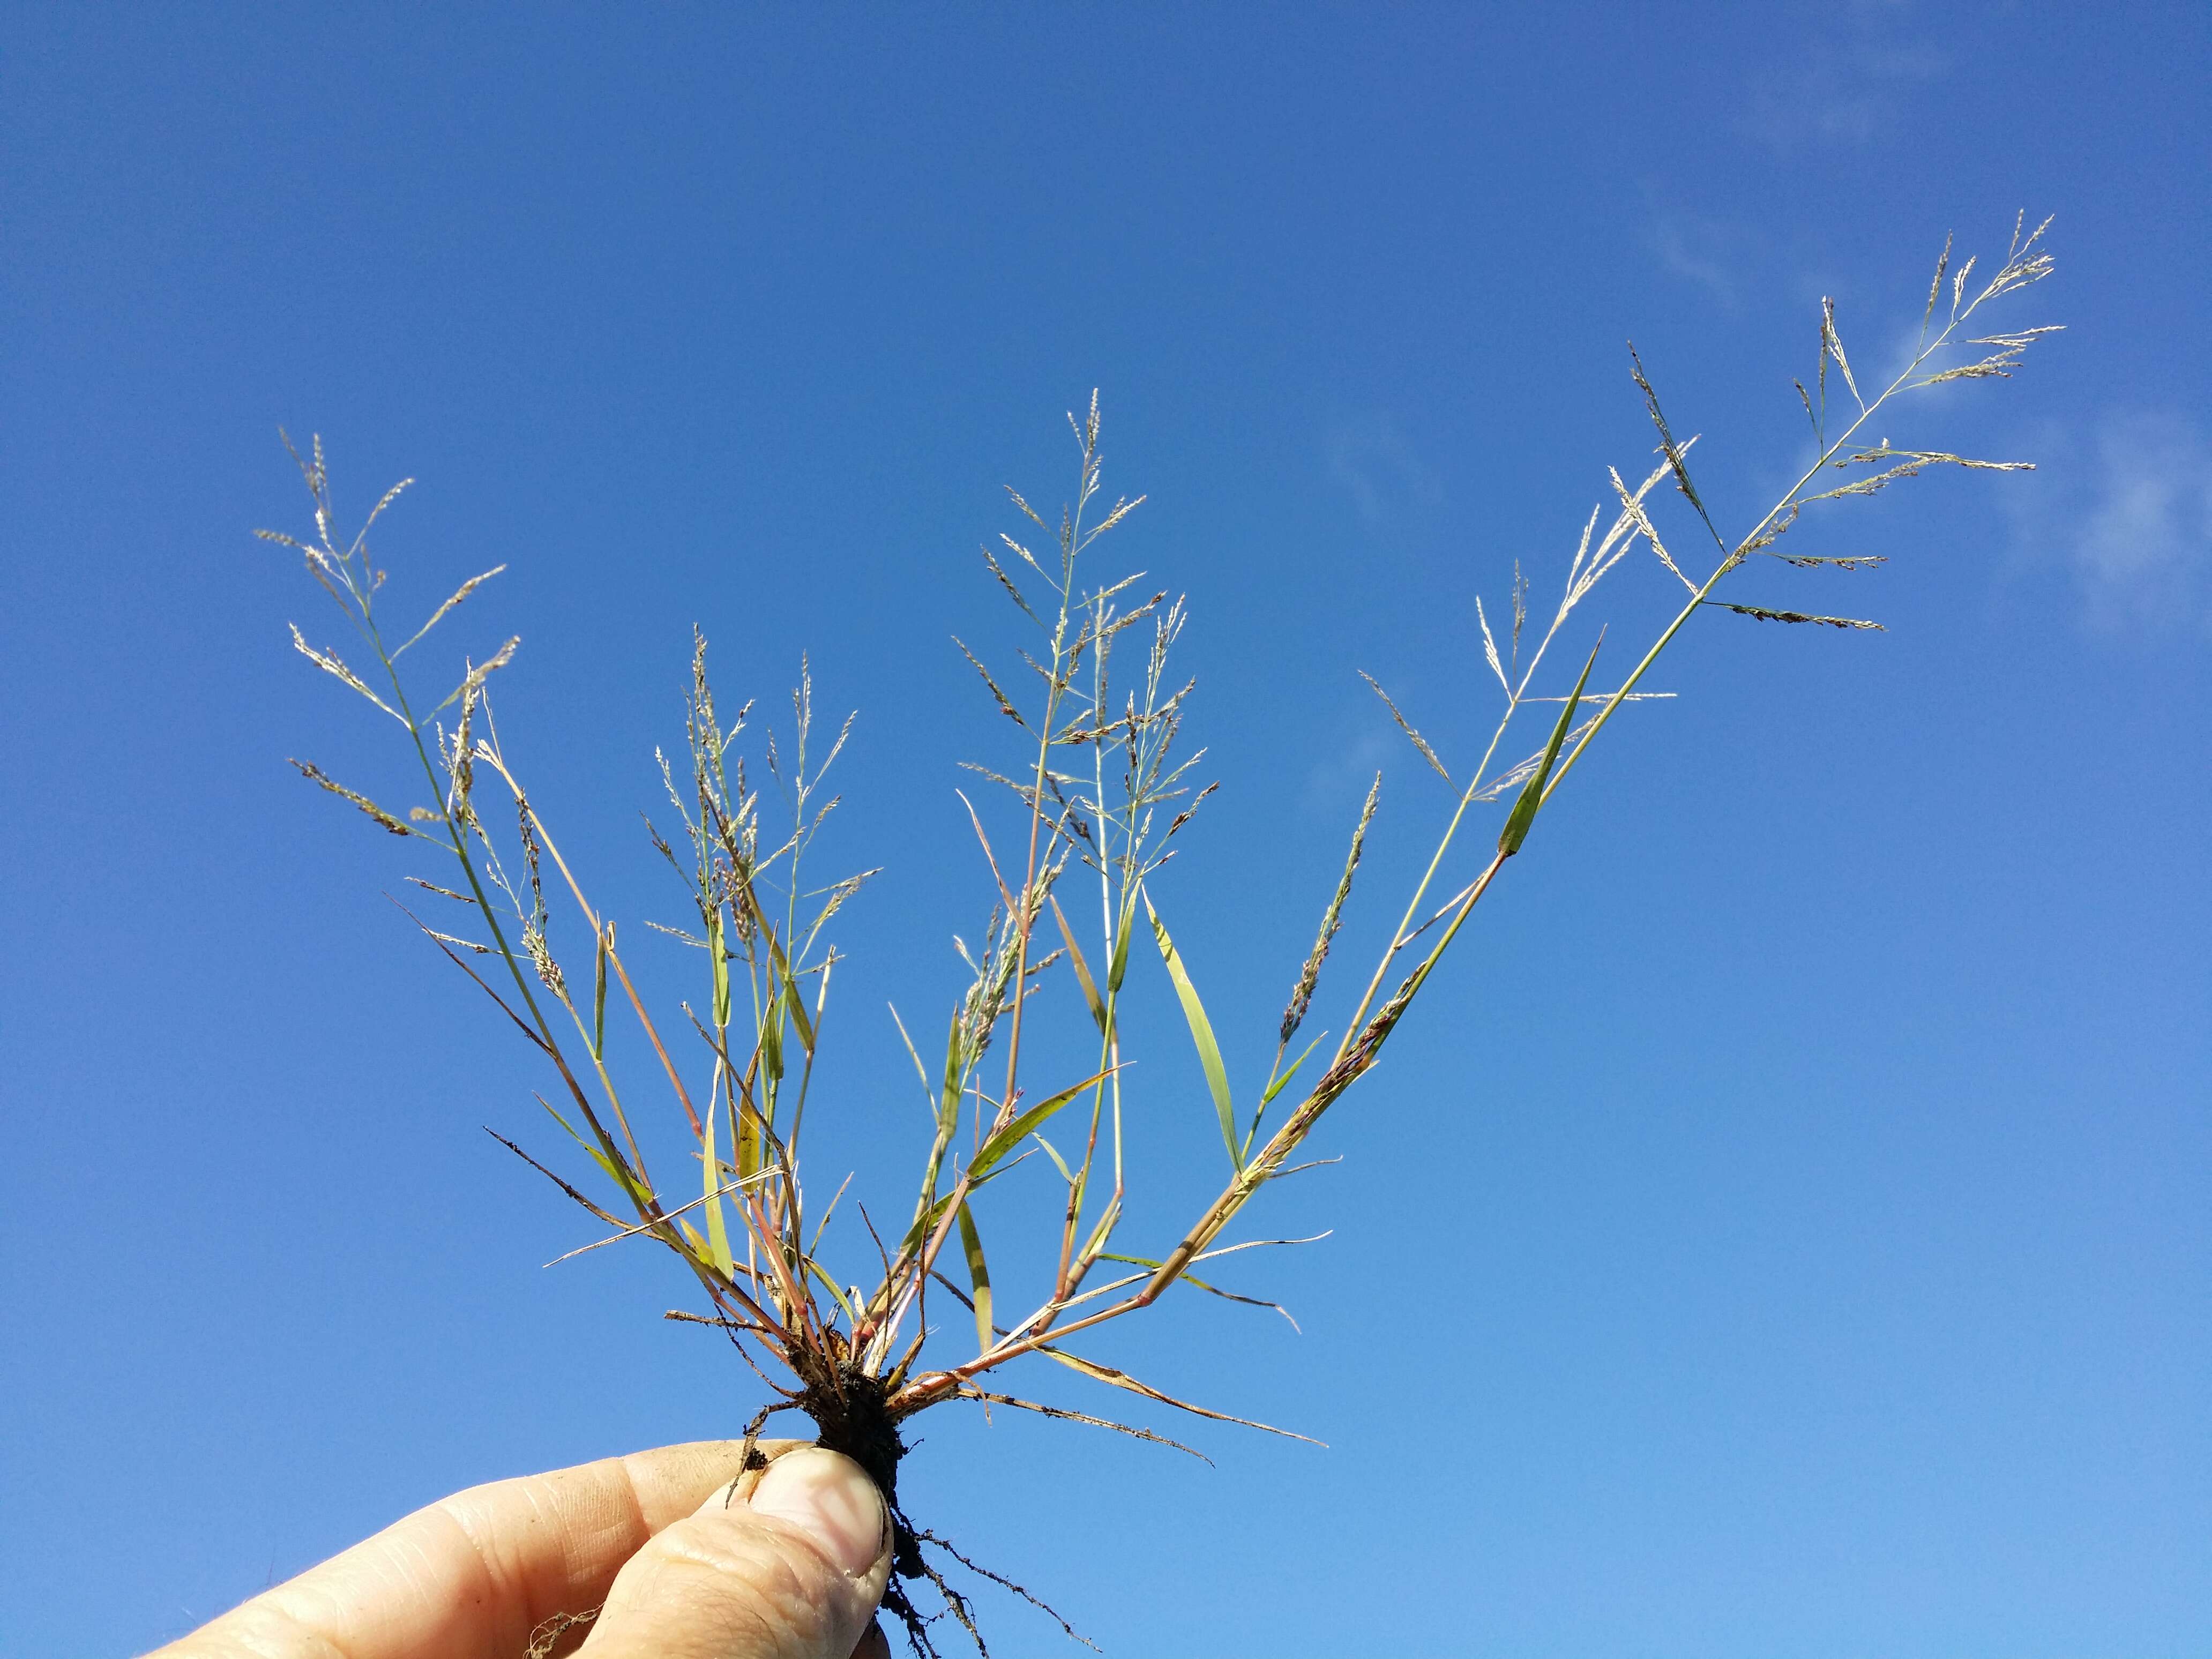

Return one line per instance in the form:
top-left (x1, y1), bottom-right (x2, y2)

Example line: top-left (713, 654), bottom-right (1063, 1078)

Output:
top-left (579, 1446), bottom-right (893, 1659)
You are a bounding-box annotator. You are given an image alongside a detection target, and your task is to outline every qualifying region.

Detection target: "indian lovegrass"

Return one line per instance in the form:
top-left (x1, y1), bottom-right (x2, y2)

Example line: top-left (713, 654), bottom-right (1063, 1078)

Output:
top-left (265, 215), bottom-right (2058, 1655)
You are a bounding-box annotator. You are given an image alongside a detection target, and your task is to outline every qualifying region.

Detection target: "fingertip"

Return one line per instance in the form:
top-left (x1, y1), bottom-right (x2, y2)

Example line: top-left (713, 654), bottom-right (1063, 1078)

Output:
top-left (741, 1448), bottom-right (891, 1584)
top-left (583, 1446), bottom-right (891, 1657)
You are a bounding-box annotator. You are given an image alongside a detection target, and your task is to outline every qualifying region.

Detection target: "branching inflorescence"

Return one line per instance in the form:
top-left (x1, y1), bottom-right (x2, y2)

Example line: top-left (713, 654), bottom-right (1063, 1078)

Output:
top-left (267, 216), bottom-right (2057, 1655)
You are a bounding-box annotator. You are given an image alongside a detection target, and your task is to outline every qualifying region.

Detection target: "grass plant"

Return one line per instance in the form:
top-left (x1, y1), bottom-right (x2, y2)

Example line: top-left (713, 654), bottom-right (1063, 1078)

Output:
top-left (266, 216), bottom-right (2058, 1654)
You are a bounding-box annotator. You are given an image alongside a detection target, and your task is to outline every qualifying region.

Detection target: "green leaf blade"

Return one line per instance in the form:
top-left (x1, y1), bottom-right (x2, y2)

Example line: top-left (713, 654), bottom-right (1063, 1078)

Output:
top-left (955, 1200), bottom-right (993, 1357)
top-left (1144, 891), bottom-right (1239, 1171)
top-left (1051, 896), bottom-right (1108, 1035)
top-left (1498, 638), bottom-right (1602, 857)
top-left (969, 1070), bottom-right (1111, 1180)
top-left (701, 1083), bottom-right (734, 1277)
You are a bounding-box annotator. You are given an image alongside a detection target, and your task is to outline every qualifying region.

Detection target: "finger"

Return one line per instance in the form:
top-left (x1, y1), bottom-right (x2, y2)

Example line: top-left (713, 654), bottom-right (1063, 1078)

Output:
top-left (148, 1439), bottom-right (806, 1659)
top-left (579, 1446), bottom-right (892, 1659)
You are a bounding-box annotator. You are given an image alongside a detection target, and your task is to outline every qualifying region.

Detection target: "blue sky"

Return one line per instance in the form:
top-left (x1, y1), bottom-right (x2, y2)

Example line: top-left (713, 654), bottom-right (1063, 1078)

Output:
top-left (4, 5), bottom-right (2208, 1655)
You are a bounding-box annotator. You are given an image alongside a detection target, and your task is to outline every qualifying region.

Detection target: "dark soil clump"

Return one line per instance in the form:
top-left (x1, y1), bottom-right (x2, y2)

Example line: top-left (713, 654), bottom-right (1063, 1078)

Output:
top-left (794, 1358), bottom-right (926, 1582)
top-left (779, 1346), bottom-right (1079, 1656)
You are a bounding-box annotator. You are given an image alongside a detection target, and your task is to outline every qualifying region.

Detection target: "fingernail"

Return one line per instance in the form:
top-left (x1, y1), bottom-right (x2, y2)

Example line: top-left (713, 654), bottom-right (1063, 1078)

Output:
top-left (745, 1447), bottom-right (887, 1579)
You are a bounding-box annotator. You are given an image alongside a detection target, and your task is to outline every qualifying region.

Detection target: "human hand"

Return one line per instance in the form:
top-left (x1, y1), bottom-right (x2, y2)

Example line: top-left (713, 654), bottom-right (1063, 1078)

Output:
top-left (148, 1440), bottom-right (894, 1659)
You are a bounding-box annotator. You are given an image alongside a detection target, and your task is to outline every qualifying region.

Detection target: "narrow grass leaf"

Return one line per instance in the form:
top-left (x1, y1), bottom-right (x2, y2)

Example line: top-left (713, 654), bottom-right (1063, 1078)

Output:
top-left (804, 1258), bottom-right (859, 1326)
top-left (969, 1071), bottom-right (1111, 1180)
top-left (1039, 1345), bottom-right (1322, 1444)
top-left (677, 1217), bottom-right (709, 1262)
top-left (780, 963), bottom-right (817, 1055)
top-left (1143, 890), bottom-right (1239, 1170)
top-left (535, 1097), bottom-right (644, 1206)
top-left (701, 1086), bottom-right (734, 1276)
top-left (939, 1010), bottom-right (965, 1129)
top-left (956, 1200), bottom-right (993, 1357)
top-left (758, 990), bottom-right (784, 1085)
top-left (592, 925), bottom-right (609, 1059)
top-left (708, 911), bottom-right (731, 1030)
top-left (1030, 1131), bottom-right (1076, 1185)
top-left (1097, 1253), bottom-right (1301, 1331)
top-left (488, 1127), bottom-right (623, 1228)
top-left (1500, 638), bottom-right (1601, 855)
top-left (1261, 1032), bottom-right (1325, 1110)
top-left (1105, 895), bottom-right (1135, 995)
top-left (899, 1189), bottom-right (961, 1258)
top-left (1051, 896), bottom-right (1107, 1035)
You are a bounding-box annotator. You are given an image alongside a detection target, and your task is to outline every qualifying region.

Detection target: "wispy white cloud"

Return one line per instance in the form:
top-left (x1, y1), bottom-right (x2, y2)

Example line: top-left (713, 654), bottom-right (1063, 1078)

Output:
top-left (1649, 211), bottom-right (1752, 308)
top-left (1328, 413), bottom-right (1442, 525)
top-left (1304, 727), bottom-right (1395, 817)
top-left (2072, 414), bottom-right (2212, 627)
top-left (2008, 410), bottom-right (2212, 632)
top-left (1742, 6), bottom-right (1949, 153)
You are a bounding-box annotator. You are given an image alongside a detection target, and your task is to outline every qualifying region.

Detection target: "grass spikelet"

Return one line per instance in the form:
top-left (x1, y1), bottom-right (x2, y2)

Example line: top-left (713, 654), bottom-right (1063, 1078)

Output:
top-left (1278, 772), bottom-right (1380, 1049)
top-left (1708, 603), bottom-right (1886, 630)
top-left (1357, 671), bottom-right (1453, 784)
